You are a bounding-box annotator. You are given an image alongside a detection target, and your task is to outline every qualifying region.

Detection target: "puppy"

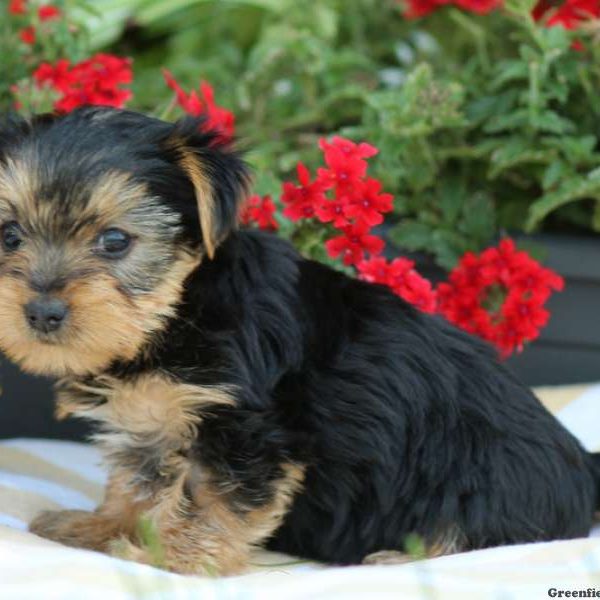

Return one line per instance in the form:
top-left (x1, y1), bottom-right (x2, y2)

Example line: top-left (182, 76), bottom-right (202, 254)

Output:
top-left (0, 107), bottom-right (598, 575)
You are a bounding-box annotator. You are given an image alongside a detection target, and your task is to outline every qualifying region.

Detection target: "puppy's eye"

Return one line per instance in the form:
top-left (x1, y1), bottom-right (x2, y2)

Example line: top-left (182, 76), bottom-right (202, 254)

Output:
top-left (96, 228), bottom-right (132, 258)
top-left (1, 221), bottom-right (24, 252)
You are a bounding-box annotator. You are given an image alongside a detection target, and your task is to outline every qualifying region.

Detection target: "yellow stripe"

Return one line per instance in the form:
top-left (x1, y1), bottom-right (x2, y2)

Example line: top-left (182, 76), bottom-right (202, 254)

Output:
top-left (0, 485), bottom-right (62, 523)
top-left (0, 446), bottom-right (102, 502)
top-left (534, 384), bottom-right (591, 415)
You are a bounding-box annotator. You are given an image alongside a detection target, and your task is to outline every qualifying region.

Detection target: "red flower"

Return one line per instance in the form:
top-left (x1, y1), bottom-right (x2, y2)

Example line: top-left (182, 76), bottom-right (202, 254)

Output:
top-left (356, 256), bottom-right (391, 285)
top-left (403, 0), bottom-right (500, 18)
top-left (319, 136), bottom-right (378, 163)
top-left (453, 0), bottom-right (502, 14)
top-left (404, 0), bottom-right (447, 18)
top-left (9, 0), bottom-right (26, 15)
top-left (38, 5), bottom-right (61, 21)
top-left (19, 26), bottom-right (35, 44)
top-left (198, 81), bottom-right (235, 140)
top-left (437, 239), bottom-right (563, 357)
top-left (162, 70), bottom-right (235, 141)
top-left (33, 59), bottom-right (72, 91)
top-left (325, 223), bottom-right (385, 266)
top-left (533, 0), bottom-right (600, 42)
top-left (532, 0), bottom-right (554, 20)
top-left (240, 195), bottom-right (278, 231)
top-left (343, 178), bottom-right (394, 227)
top-left (357, 257), bottom-right (437, 313)
top-left (281, 136), bottom-right (393, 272)
top-left (533, 0), bottom-right (600, 49)
top-left (281, 163), bottom-right (330, 221)
top-left (318, 145), bottom-right (369, 192)
top-left (315, 197), bottom-right (350, 228)
top-left (34, 54), bottom-right (133, 112)
top-left (551, 0), bottom-right (600, 27)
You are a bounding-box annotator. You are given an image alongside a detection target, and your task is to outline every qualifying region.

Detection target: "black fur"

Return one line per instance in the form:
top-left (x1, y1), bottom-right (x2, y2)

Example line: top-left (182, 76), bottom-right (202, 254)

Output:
top-left (129, 230), bottom-right (599, 562)
top-left (3, 107), bottom-right (599, 565)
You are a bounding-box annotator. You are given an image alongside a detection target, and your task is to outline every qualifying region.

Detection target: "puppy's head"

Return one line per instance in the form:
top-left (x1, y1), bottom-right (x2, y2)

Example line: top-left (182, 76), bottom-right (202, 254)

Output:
top-left (0, 107), bottom-right (249, 376)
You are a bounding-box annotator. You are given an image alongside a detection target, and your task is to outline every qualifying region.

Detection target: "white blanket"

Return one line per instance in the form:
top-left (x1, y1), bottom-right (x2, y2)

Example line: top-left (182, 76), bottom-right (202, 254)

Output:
top-left (1, 383), bottom-right (600, 599)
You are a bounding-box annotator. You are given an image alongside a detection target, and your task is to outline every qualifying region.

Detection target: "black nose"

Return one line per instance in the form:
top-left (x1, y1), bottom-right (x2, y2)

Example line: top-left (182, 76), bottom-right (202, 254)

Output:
top-left (25, 296), bottom-right (68, 333)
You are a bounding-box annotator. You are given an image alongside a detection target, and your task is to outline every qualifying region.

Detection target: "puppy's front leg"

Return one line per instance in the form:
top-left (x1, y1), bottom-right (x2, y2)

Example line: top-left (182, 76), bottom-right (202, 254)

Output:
top-left (111, 463), bottom-right (305, 575)
top-left (30, 470), bottom-right (151, 551)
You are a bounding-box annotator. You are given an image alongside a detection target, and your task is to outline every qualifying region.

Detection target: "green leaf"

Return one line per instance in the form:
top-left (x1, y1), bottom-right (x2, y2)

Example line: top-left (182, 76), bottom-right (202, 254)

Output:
top-left (484, 109), bottom-right (529, 133)
top-left (311, 4), bottom-right (339, 41)
top-left (430, 230), bottom-right (468, 270)
top-left (543, 24), bottom-right (571, 53)
top-left (541, 135), bottom-right (598, 165)
top-left (466, 90), bottom-right (518, 123)
top-left (459, 192), bottom-right (496, 243)
top-left (136, 0), bottom-right (283, 25)
top-left (388, 221), bottom-right (433, 251)
top-left (527, 175), bottom-right (600, 230)
top-left (530, 110), bottom-right (576, 134)
top-left (438, 175), bottom-right (465, 225)
top-left (490, 60), bottom-right (528, 90)
top-left (542, 160), bottom-right (568, 190)
top-left (488, 148), bottom-right (555, 179)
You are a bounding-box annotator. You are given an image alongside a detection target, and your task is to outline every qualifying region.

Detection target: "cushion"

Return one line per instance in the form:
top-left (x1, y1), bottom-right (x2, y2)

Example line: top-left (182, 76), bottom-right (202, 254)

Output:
top-left (2, 383), bottom-right (600, 599)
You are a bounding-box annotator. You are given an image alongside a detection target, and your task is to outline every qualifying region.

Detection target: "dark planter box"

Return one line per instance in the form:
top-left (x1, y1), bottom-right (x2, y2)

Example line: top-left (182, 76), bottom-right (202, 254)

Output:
top-left (0, 233), bottom-right (598, 440)
top-left (506, 233), bottom-right (600, 386)
top-left (410, 232), bottom-right (600, 386)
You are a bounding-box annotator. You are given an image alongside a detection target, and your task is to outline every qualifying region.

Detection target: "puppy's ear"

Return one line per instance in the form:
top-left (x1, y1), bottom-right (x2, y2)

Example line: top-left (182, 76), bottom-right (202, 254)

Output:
top-left (169, 117), bottom-right (250, 259)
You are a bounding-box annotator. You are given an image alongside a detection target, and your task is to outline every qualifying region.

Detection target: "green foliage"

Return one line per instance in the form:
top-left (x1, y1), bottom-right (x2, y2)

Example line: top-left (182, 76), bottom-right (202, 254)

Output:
top-left (4, 0), bottom-right (600, 269)
top-left (0, 0), bottom-right (91, 110)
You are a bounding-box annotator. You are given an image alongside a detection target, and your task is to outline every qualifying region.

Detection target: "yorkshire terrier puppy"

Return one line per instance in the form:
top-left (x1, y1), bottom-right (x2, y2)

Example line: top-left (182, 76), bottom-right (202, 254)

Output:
top-left (0, 107), bottom-right (598, 575)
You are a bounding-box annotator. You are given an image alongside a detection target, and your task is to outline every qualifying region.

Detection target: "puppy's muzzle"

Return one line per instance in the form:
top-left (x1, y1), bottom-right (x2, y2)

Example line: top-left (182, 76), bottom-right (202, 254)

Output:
top-left (24, 296), bottom-right (69, 333)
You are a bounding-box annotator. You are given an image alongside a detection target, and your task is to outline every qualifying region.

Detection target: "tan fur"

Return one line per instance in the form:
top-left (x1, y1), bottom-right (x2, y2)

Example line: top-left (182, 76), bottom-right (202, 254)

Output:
top-left (33, 372), bottom-right (304, 575)
top-left (30, 468), bottom-right (154, 551)
top-left (178, 151), bottom-right (218, 259)
top-left (111, 462), bottom-right (305, 574)
top-left (0, 160), bottom-right (145, 235)
top-left (362, 527), bottom-right (465, 566)
top-left (56, 373), bottom-right (235, 457)
top-left (80, 172), bottom-right (148, 227)
top-left (31, 440), bottom-right (304, 574)
top-left (0, 156), bottom-right (200, 377)
top-left (0, 251), bottom-right (198, 376)
top-left (0, 156), bottom-right (37, 221)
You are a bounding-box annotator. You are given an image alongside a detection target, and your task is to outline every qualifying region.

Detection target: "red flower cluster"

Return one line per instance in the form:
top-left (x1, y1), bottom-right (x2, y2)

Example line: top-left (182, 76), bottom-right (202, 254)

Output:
top-left (163, 70), bottom-right (235, 142)
top-left (19, 25), bottom-right (35, 44)
top-left (240, 194), bottom-right (278, 231)
top-left (437, 239), bottom-right (564, 357)
top-left (404, 0), bottom-right (600, 34)
top-left (282, 137), bottom-right (393, 266)
top-left (8, 0), bottom-right (26, 15)
top-left (39, 5), bottom-right (61, 21)
top-left (534, 0), bottom-right (600, 28)
top-left (403, 0), bottom-right (501, 18)
top-left (9, 2), bottom-right (62, 45)
top-left (33, 54), bottom-right (133, 112)
top-left (358, 256), bottom-right (438, 313)
top-left (534, 0), bottom-right (600, 47)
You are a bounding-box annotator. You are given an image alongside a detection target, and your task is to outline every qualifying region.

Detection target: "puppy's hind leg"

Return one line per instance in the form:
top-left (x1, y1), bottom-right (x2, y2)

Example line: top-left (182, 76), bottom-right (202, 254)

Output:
top-left (363, 528), bottom-right (465, 566)
top-left (111, 463), bottom-right (305, 575)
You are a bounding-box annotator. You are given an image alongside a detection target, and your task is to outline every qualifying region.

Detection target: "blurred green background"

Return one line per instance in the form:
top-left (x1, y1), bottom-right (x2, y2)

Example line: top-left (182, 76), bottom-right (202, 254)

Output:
top-left (4, 0), bottom-right (600, 270)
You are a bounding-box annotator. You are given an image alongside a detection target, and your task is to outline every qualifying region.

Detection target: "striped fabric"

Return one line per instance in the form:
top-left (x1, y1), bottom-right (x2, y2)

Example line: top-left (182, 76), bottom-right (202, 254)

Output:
top-left (1, 384), bottom-right (600, 599)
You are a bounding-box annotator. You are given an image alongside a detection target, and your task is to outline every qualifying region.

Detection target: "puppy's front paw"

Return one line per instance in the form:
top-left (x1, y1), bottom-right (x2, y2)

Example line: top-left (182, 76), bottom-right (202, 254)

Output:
top-left (109, 535), bottom-right (219, 575)
top-left (29, 509), bottom-right (113, 551)
top-left (109, 536), bottom-right (155, 566)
